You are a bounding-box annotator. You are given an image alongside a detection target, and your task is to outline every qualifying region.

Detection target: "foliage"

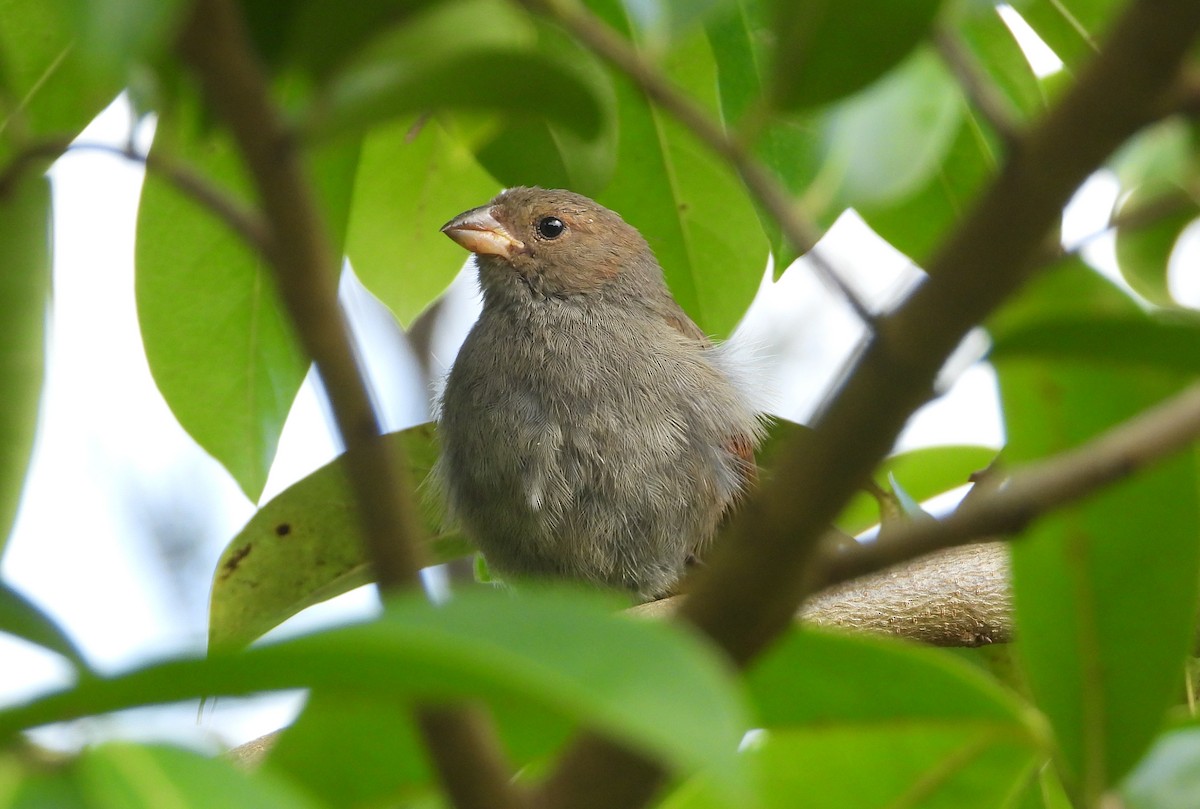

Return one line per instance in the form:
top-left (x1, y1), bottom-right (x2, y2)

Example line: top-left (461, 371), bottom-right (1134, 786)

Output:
top-left (2, 0), bottom-right (1199, 807)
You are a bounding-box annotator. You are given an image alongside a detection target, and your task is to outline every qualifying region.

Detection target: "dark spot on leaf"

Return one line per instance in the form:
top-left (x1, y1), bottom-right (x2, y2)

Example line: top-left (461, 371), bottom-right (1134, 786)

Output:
top-left (275, 523), bottom-right (291, 537)
top-left (219, 544), bottom-right (252, 579)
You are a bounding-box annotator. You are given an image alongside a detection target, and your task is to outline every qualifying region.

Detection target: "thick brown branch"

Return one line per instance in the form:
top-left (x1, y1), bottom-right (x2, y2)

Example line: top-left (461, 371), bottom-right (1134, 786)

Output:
top-left (175, 2), bottom-right (523, 808)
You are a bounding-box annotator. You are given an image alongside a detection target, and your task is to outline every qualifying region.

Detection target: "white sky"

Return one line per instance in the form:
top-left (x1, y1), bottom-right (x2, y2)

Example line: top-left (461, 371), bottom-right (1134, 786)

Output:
top-left (2, 11), bottom-right (1195, 750)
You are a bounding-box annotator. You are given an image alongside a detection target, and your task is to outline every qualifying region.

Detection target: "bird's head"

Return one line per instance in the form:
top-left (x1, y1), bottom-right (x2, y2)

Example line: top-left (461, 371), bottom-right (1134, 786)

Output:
top-left (441, 187), bottom-right (658, 300)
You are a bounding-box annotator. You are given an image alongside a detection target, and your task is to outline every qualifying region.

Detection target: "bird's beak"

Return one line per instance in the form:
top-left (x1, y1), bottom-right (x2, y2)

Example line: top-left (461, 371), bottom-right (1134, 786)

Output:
top-left (441, 205), bottom-right (525, 259)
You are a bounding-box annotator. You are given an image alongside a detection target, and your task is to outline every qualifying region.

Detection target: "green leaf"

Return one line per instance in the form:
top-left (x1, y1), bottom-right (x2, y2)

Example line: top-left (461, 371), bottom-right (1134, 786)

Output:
top-left (591, 0), bottom-right (770, 337)
top-left (74, 743), bottom-right (321, 809)
top-left (618, 0), bottom-right (742, 44)
top-left (748, 725), bottom-right (1037, 809)
top-left (345, 117), bottom-right (498, 328)
top-left (1121, 724), bottom-right (1200, 809)
top-left (990, 314), bottom-right (1200, 374)
top-left (768, 0), bottom-right (945, 111)
top-left (857, 106), bottom-right (998, 263)
top-left (744, 629), bottom-right (1042, 808)
top-left (834, 444), bottom-right (999, 535)
top-left (748, 628), bottom-right (1033, 728)
top-left (1114, 201), bottom-right (1197, 308)
top-left (0, 0), bottom-right (122, 150)
top-left (991, 266), bottom-right (1200, 797)
top-left (803, 48), bottom-right (964, 217)
top-left (954, 1), bottom-right (1047, 122)
top-left (208, 423), bottom-right (471, 652)
top-left (705, 2), bottom-right (821, 264)
top-left (308, 48), bottom-right (605, 143)
top-left (1013, 0), bottom-right (1122, 72)
top-left (0, 580), bottom-right (89, 672)
top-left (136, 96), bottom-right (360, 501)
top-left (265, 690), bottom-right (436, 806)
top-left (5, 589), bottom-right (755, 804)
top-left (469, 19), bottom-right (619, 197)
top-left (0, 175), bottom-right (49, 554)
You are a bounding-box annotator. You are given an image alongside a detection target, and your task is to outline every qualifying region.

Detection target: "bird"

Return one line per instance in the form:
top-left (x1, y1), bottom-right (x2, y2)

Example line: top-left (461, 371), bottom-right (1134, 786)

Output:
top-left (435, 187), bottom-right (762, 601)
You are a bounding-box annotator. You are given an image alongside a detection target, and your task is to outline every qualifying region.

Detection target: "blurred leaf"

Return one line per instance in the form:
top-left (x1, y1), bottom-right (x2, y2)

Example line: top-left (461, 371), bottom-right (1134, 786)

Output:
top-left (209, 423), bottom-right (473, 651)
top-left (308, 49), bottom-right (605, 143)
top-left (744, 629), bottom-right (1041, 808)
top-left (0, 175), bottom-right (49, 554)
top-left (471, 19), bottom-right (619, 197)
top-left (7, 589), bottom-right (755, 804)
top-left (834, 444), bottom-right (998, 535)
top-left (990, 313), bottom-right (1200, 374)
top-left (591, 0), bottom-right (770, 337)
top-left (992, 266), bottom-right (1200, 796)
top-left (345, 117), bottom-right (497, 328)
top-left (706, 2), bottom-right (821, 264)
top-left (804, 48), bottom-right (964, 217)
top-left (251, 0), bottom-right (444, 79)
top-left (618, 0), bottom-right (741, 44)
top-left (748, 628), bottom-right (1032, 728)
top-left (857, 106), bottom-right (998, 263)
top-left (265, 690), bottom-right (435, 806)
top-left (1107, 121), bottom-right (1200, 307)
top-left (748, 725), bottom-right (1037, 809)
top-left (136, 97), bottom-right (358, 501)
top-left (76, 0), bottom-right (185, 81)
top-left (1014, 0), bottom-right (1122, 72)
top-left (0, 0), bottom-right (122, 151)
top-left (1121, 724), bottom-right (1200, 809)
top-left (0, 580), bottom-right (88, 672)
top-left (75, 742), bottom-right (321, 809)
top-left (768, 0), bottom-right (945, 111)
top-left (954, 1), bottom-right (1047, 122)
top-left (1114, 200), bottom-right (1197, 308)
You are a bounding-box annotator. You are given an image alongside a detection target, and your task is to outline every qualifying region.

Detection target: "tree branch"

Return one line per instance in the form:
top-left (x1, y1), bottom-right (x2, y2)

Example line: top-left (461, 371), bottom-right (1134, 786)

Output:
top-left (174, 2), bottom-right (524, 808)
top-left (0, 139), bottom-right (269, 252)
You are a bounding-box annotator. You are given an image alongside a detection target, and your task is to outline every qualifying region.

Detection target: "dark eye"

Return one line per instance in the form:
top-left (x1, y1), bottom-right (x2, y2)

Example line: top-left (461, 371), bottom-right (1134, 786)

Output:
top-left (536, 216), bottom-right (565, 239)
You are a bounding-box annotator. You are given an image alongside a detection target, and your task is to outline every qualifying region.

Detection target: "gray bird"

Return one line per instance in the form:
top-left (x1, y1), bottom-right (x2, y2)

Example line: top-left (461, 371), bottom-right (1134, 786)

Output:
top-left (436, 187), bottom-right (762, 600)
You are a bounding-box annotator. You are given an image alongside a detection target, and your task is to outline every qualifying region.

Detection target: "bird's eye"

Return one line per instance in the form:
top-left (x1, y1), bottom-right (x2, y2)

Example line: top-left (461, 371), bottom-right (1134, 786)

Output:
top-left (536, 216), bottom-right (565, 240)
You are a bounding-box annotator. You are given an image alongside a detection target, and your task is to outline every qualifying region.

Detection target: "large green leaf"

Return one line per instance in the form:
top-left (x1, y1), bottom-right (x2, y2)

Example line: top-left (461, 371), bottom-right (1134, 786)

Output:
top-left (74, 742), bottom-right (320, 809)
top-left (768, 0), bottom-right (945, 111)
top-left (0, 175), bottom-right (49, 555)
top-left (208, 423), bottom-right (472, 651)
top-left (990, 264), bottom-right (1200, 798)
top-left (136, 99), bottom-right (359, 501)
top-left (736, 629), bottom-right (1043, 808)
top-left (4, 589), bottom-right (755, 804)
top-left (590, 0), bottom-right (770, 338)
top-left (990, 314), bottom-right (1200, 374)
top-left (345, 117), bottom-right (498, 328)
top-left (0, 0), bottom-right (122, 152)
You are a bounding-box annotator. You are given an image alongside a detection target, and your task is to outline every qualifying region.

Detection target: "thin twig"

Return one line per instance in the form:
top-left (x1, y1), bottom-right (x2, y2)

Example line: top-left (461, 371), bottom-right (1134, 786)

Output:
top-left (0, 138), bottom-right (270, 252)
top-left (818, 382), bottom-right (1200, 587)
top-left (933, 27), bottom-right (1023, 149)
top-left (175, 2), bottom-right (525, 808)
top-left (515, 0), bottom-right (877, 327)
